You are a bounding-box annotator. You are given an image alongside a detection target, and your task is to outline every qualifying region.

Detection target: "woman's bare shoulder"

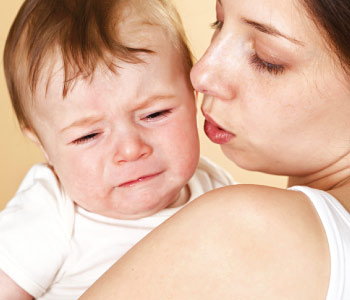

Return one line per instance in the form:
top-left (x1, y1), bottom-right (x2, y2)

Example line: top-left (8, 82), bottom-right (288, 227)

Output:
top-left (191, 183), bottom-right (314, 222)
top-left (181, 183), bottom-right (328, 256)
top-left (198, 183), bottom-right (301, 200)
top-left (179, 184), bottom-right (330, 298)
top-left (186, 184), bottom-right (329, 270)
top-left (81, 184), bottom-right (330, 299)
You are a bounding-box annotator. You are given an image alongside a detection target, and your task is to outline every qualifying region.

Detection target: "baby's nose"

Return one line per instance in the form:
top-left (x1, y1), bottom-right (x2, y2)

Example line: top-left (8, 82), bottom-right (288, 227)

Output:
top-left (113, 134), bottom-right (153, 165)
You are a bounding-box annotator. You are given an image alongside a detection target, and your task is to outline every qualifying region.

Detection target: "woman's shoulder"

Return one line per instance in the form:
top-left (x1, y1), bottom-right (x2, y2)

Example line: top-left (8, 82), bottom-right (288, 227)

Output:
top-left (170, 183), bottom-right (331, 299)
top-left (189, 184), bottom-right (328, 259)
top-left (202, 182), bottom-right (298, 197)
top-left (195, 183), bottom-right (311, 216)
top-left (187, 184), bottom-right (324, 241)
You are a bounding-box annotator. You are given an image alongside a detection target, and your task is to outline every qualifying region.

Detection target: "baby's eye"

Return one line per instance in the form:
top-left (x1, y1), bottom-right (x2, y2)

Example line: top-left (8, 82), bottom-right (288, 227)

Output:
top-left (250, 53), bottom-right (285, 75)
top-left (143, 109), bottom-right (172, 121)
top-left (72, 133), bottom-right (100, 145)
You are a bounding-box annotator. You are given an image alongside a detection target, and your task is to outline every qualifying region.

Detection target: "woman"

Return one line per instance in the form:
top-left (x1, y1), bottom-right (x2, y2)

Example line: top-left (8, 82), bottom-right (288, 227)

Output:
top-left (81, 0), bottom-right (350, 298)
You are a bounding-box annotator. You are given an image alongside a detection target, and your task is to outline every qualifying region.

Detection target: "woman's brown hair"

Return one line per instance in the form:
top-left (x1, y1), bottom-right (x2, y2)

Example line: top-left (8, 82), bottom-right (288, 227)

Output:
top-left (302, 0), bottom-right (350, 74)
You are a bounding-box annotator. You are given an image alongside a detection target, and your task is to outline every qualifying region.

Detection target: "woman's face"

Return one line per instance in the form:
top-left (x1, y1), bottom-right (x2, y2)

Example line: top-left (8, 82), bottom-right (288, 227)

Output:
top-left (191, 0), bottom-right (350, 176)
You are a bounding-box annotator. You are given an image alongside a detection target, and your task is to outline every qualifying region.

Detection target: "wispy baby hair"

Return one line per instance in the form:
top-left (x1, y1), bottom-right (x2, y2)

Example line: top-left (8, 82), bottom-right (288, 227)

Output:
top-left (4, 0), bottom-right (193, 130)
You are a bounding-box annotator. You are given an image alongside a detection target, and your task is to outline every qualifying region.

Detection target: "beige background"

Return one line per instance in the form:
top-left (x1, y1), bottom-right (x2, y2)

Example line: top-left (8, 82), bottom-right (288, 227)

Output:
top-left (0, 0), bottom-right (286, 209)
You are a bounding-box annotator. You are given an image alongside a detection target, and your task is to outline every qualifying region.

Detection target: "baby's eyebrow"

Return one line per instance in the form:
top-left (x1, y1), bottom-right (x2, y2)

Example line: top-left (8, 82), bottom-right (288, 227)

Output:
top-left (60, 116), bottom-right (103, 133)
top-left (135, 94), bottom-right (176, 110)
top-left (242, 17), bottom-right (305, 46)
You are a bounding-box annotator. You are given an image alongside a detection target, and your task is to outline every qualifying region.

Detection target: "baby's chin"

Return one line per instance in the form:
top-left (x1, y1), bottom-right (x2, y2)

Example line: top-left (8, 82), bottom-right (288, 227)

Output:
top-left (165, 184), bottom-right (191, 209)
top-left (77, 188), bottom-right (188, 220)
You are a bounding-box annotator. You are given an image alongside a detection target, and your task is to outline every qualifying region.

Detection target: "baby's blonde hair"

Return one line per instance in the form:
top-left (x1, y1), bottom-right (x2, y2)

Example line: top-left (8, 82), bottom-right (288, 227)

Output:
top-left (4, 0), bottom-right (193, 131)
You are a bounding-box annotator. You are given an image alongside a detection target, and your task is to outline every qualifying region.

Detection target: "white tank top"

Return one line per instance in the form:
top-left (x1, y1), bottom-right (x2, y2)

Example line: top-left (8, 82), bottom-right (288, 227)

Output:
top-left (289, 186), bottom-right (350, 300)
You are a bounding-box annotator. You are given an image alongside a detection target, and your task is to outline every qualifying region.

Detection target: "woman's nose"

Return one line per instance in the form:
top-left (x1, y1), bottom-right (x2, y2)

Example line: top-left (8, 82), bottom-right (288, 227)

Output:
top-left (113, 132), bottom-right (153, 165)
top-left (190, 37), bottom-right (237, 101)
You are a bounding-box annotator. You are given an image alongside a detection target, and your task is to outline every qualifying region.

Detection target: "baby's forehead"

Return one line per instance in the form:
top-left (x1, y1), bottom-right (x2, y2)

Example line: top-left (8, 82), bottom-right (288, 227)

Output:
top-left (120, 23), bottom-right (168, 52)
top-left (31, 53), bottom-right (185, 129)
top-left (36, 42), bottom-right (176, 105)
top-left (34, 31), bottom-right (168, 97)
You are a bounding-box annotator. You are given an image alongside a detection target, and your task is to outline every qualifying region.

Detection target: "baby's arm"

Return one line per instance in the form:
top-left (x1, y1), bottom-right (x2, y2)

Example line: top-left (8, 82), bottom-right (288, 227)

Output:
top-left (0, 270), bottom-right (33, 300)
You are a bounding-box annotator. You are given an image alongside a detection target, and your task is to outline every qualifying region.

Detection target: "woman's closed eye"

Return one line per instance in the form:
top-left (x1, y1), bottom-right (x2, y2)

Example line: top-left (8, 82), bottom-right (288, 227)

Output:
top-left (250, 53), bottom-right (285, 75)
top-left (211, 20), bottom-right (223, 31)
top-left (72, 132), bottom-right (100, 145)
top-left (210, 19), bottom-right (286, 76)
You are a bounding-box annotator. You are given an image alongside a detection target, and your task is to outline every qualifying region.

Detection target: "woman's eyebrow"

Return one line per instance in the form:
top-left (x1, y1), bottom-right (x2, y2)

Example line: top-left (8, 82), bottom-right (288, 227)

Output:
top-left (242, 17), bottom-right (305, 46)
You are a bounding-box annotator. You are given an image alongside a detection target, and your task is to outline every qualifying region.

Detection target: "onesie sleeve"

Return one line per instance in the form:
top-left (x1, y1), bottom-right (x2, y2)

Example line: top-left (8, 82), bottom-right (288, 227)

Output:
top-left (0, 164), bottom-right (74, 298)
top-left (187, 157), bottom-right (237, 201)
top-left (198, 156), bottom-right (237, 188)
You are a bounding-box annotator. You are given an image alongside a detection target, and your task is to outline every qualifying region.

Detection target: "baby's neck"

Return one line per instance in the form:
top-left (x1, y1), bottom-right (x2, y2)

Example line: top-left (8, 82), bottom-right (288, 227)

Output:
top-left (166, 185), bottom-right (191, 209)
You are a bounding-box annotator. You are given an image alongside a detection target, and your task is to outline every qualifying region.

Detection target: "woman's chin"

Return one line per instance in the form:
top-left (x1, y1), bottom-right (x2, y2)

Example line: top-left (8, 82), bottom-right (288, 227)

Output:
top-left (222, 147), bottom-right (275, 173)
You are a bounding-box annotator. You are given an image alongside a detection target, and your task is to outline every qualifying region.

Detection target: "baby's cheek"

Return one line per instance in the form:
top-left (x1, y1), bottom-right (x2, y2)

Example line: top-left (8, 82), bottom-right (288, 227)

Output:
top-left (58, 160), bottom-right (98, 199)
top-left (178, 151), bottom-right (200, 180)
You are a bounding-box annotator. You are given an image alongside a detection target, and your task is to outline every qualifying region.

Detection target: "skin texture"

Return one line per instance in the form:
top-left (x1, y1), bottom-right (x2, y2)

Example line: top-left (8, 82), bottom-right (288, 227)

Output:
top-left (192, 0), bottom-right (350, 181)
top-left (79, 0), bottom-right (350, 298)
top-left (0, 272), bottom-right (32, 300)
top-left (0, 12), bottom-right (199, 300)
top-left (28, 24), bottom-right (199, 220)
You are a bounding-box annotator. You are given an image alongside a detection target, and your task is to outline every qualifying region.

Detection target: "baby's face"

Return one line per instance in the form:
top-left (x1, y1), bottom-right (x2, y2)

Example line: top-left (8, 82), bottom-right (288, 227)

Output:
top-left (29, 26), bottom-right (199, 219)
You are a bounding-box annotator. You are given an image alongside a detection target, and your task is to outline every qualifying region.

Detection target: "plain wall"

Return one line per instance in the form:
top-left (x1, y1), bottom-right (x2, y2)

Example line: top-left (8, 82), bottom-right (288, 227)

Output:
top-left (0, 0), bottom-right (286, 209)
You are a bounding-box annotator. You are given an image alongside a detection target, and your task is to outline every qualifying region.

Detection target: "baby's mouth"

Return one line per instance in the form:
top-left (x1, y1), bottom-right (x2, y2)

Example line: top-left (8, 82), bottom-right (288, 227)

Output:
top-left (118, 172), bottom-right (163, 188)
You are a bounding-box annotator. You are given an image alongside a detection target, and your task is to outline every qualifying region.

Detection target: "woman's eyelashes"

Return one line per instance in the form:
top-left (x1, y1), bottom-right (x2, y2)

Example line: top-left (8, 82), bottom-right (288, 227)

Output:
top-left (72, 132), bottom-right (100, 145)
top-left (250, 53), bottom-right (286, 75)
top-left (211, 20), bottom-right (223, 31)
top-left (210, 20), bottom-right (286, 75)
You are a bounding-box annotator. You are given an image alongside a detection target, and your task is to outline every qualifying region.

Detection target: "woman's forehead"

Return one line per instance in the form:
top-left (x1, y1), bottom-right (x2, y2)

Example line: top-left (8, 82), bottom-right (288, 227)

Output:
top-left (219, 0), bottom-right (337, 58)
top-left (220, 0), bottom-right (306, 30)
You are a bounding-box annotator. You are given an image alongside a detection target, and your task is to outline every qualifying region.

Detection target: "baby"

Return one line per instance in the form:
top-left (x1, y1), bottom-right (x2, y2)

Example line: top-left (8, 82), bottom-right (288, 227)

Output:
top-left (0, 0), bottom-right (234, 299)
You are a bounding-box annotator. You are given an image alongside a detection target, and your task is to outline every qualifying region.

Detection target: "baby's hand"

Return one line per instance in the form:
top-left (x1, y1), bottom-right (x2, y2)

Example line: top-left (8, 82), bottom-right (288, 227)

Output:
top-left (0, 269), bottom-right (33, 300)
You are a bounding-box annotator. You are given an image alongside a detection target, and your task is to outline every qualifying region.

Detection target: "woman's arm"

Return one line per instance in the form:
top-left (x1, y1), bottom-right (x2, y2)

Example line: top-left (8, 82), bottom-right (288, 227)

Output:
top-left (81, 185), bottom-right (330, 300)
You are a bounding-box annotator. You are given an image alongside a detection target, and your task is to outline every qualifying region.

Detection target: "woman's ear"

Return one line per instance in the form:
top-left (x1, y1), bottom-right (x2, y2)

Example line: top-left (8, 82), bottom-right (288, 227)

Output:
top-left (22, 128), bottom-right (52, 165)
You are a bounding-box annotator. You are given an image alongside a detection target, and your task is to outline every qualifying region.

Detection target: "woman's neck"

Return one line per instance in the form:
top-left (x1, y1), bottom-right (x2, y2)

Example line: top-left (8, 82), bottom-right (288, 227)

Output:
top-left (288, 153), bottom-right (350, 191)
top-left (288, 154), bottom-right (350, 212)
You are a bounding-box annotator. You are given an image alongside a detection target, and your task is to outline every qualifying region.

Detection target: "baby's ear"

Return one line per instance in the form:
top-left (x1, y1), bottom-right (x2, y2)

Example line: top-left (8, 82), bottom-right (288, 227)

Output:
top-left (22, 128), bottom-right (52, 165)
top-left (22, 127), bottom-right (40, 145)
